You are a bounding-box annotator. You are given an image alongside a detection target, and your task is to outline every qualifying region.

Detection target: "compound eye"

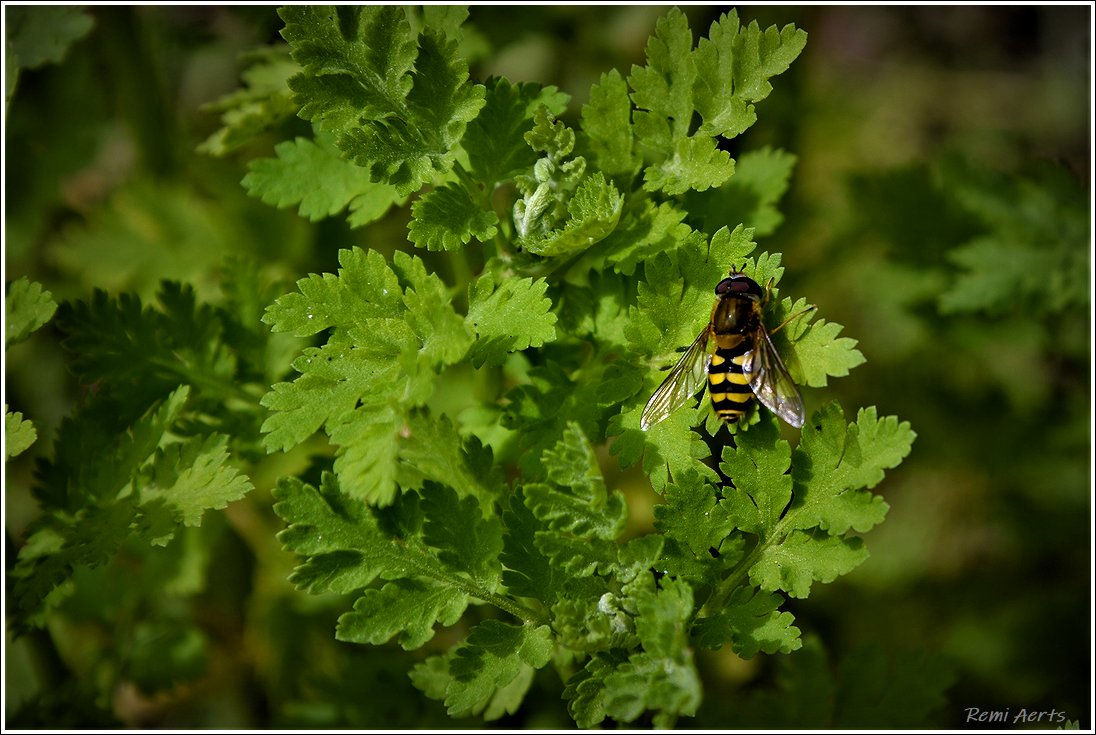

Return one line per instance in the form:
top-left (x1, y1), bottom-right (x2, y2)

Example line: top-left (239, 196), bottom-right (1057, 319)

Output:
top-left (739, 277), bottom-right (764, 298)
top-left (716, 274), bottom-right (763, 297)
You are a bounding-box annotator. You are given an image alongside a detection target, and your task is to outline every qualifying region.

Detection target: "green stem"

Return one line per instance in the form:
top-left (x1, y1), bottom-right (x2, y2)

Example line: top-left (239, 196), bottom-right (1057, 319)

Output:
top-left (401, 541), bottom-right (550, 627)
top-left (147, 356), bottom-right (261, 407)
top-left (704, 516), bottom-right (791, 614)
top-left (456, 577), bottom-right (550, 627)
top-left (92, 7), bottom-right (181, 178)
top-left (447, 249), bottom-right (473, 295)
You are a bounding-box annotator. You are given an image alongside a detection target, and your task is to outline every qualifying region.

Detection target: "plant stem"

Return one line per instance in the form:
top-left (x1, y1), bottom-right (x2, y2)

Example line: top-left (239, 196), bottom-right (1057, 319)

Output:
top-left (401, 541), bottom-right (550, 627)
top-left (704, 517), bottom-right (790, 614)
top-left (92, 7), bottom-right (181, 178)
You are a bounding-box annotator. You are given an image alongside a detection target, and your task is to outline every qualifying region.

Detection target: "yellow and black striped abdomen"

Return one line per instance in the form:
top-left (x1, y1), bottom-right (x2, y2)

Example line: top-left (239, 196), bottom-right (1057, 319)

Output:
top-left (708, 338), bottom-right (754, 423)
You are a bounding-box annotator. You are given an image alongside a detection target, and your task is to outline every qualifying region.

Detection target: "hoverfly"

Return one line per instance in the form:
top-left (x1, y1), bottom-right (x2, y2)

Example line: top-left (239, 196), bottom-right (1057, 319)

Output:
top-left (640, 271), bottom-right (811, 431)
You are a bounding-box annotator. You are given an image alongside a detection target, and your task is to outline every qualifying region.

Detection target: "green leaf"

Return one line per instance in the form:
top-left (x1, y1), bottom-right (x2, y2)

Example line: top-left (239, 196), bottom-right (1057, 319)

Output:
top-left (280, 5), bottom-right (417, 132)
top-left (551, 593), bottom-right (637, 657)
top-left (751, 528), bottom-right (868, 599)
top-left (523, 423), bottom-right (627, 575)
top-left (421, 482), bottom-right (503, 584)
top-left (627, 8), bottom-right (805, 195)
top-left (407, 182), bottom-right (499, 251)
top-left (262, 247), bottom-right (401, 339)
top-left (12, 387), bottom-right (252, 625)
top-left (261, 248), bottom-right (474, 503)
top-left (141, 433), bottom-right (253, 531)
top-left (417, 5), bottom-right (470, 40)
top-left (693, 10), bottom-right (807, 136)
top-left (217, 255), bottom-right (303, 385)
top-left (198, 47), bottom-right (300, 157)
top-left (576, 199), bottom-right (692, 277)
top-left (787, 403), bottom-right (914, 535)
top-left (5, 5), bottom-right (93, 71)
top-left (612, 535), bottom-right (664, 587)
top-left (579, 69), bottom-right (639, 182)
top-left (280, 6), bottom-right (485, 195)
top-left (523, 103), bottom-right (578, 161)
top-left (541, 421), bottom-right (606, 499)
top-left (499, 489), bottom-right (559, 602)
top-left (780, 306), bottom-right (866, 388)
top-left (632, 576), bottom-right (693, 658)
top-left (35, 385), bottom-right (191, 511)
top-left (609, 402), bottom-right (717, 494)
top-left (282, 549), bottom-right (376, 596)
top-left (465, 77), bottom-right (569, 188)
top-left (686, 146), bottom-right (797, 236)
top-left (13, 500), bottom-right (141, 628)
top-left (938, 160), bottom-right (1088, 315)
top-left (653, 469), bottom-right (734, 559)
top-left (602, 578), bottom-right (702, 727)
top-left (273, 473), bottom-right (423, 590)
top-left (328, 407), bottom-right (406, 507)
top-left (275, 474), bottom-right (509, 652)
top-left (260, 349), bottom-right (386, 453)
top-left (407, 654), bottom-right (450, 703)
top-left (337, 578), bottom-right (468, 650)
top-left (56, 283), bottom-right (236, 404)
top-left (465, 271), bottom-right (557, 367)
top-left (5, 408), bottom-right (37, 459)
top-left (691, 11), bottom-right (754, 137)
top-left (625, 252), bottom-right (705, 358)
top-left (629, 9), bottom-right (696, 144)
top-left (512, 107), bottom-right (592, 249)
top-left (391, 251), bottom-right (475, 367)
top-left (426, 620), bottom-right (554, 720)
top-left (520, 172), bottom-right (623, 257)
top-left (6, 276), bottom-right (58, 347)
top-left (397, 414), bottom-right (501, 504)
top-left (281, 6), bottom-right (485, 194)
top-left (720, 417), bottom-right (793, 537)
top-left (242, 133), bottom-right (403, 228)
top-left (532, 531), bottom-right (620, 581)
top-left (729, 16), bottom-right (809, 103)
top-left (693, 586), bottom-right (801, 657)
top-left (563, 652), bottom-right (626, 729)
top-left (273, 471), bottom-right (505, 652)
top-left (500, 360), bottom-right (615, 482)
top-left (641, 133), bottom-right (734, 195)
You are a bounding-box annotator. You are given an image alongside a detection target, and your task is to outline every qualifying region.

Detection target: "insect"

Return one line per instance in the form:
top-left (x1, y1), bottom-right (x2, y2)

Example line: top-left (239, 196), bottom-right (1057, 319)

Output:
top-left (640, 271), bottom-right (811, 431)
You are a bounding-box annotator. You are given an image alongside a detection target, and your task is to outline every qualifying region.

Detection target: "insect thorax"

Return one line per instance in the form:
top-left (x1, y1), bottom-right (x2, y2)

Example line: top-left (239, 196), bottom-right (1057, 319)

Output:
top-left (710, 294), bottom-right (761, 336)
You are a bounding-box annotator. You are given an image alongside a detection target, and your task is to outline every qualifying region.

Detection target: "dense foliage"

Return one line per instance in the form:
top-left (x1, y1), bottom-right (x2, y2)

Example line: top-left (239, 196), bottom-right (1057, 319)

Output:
top-left (4, 5), bottom-right (1089, 729)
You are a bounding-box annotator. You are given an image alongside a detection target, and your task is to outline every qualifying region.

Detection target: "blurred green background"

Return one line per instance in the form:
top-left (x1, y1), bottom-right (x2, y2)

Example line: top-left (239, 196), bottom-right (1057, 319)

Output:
top-left (5, 5), bottom-right (1090, 728)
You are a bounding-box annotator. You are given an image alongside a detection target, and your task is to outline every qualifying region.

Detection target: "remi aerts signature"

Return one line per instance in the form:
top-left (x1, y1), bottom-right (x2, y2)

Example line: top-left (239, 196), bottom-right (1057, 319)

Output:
top-left (964, 707), bottom-right (1069, 725)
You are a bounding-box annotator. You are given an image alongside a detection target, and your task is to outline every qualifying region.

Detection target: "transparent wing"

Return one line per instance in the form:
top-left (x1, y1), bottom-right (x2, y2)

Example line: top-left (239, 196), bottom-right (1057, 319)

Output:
top-left (640, 327), bottom-right (712, 430)
top-left (743, 328), bottom-right (806, 428)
